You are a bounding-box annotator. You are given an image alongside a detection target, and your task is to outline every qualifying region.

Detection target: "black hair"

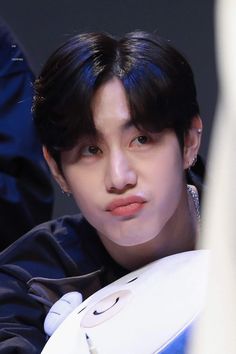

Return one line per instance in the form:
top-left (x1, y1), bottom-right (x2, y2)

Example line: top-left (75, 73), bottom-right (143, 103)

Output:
top-left (33, 31), bottom-right (200, 166)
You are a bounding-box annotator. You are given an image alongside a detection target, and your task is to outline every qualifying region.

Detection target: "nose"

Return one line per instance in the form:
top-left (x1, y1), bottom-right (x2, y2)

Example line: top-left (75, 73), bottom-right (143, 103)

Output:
top-left (105, 150), bottom-right (137, 193)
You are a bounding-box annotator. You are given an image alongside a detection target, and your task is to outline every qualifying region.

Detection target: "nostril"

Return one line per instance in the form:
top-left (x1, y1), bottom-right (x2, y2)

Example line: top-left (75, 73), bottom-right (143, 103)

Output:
top-left (105, 156), bottom-right (137, 193)
top-left (108, 183), bottom-right (136, 195)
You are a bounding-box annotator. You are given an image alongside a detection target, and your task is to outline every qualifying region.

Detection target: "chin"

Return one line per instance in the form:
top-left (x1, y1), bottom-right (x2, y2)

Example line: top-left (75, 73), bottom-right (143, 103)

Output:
top-left (96, 212), bottom-right (170, 248)
top-left (107, 225), bottom-right (162, 247)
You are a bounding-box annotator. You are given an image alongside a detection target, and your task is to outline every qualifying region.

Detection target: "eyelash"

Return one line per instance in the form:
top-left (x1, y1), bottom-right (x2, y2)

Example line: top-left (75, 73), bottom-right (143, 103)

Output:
top-left (131, 135), bottom-right (150, 146)
top-left (79, 134), bottom-right (152, 158)
top-left (79, 145), bottom-right (102, 157)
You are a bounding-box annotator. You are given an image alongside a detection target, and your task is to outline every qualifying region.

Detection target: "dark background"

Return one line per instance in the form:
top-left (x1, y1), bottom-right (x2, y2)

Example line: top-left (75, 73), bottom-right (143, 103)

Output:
top-left (1, 0), bottom-right (217, 218)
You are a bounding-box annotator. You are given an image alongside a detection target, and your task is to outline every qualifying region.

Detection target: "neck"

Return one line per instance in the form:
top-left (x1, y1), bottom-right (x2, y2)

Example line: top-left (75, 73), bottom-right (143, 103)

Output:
top-left (99, 184), bottom-right (199, 271)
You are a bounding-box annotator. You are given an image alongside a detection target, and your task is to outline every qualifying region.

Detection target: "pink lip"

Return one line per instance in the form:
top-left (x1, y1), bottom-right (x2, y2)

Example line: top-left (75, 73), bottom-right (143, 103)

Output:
top-left (106, 196), bottom-right (146, 217)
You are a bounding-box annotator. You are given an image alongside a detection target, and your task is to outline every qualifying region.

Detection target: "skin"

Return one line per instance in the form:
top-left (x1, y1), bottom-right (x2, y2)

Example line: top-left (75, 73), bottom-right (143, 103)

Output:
top-left (44, 77), bottom-right (202, 270)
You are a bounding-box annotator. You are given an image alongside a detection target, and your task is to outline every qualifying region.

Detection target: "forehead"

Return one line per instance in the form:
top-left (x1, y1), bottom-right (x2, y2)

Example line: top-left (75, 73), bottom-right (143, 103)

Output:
top-left (91, 77), bottom-right (131, 134)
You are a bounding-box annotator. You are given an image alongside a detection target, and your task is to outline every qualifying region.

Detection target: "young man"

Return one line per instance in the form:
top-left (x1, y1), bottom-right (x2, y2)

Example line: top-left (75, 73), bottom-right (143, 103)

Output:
top-left (0, 31), bottom-right (202, 353)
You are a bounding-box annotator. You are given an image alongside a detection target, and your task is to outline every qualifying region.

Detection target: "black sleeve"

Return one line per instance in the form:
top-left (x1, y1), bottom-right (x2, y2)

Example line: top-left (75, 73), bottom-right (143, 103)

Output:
top-left (0, 216), bottom-right (100, 353)
top-left (0, 217), bottom-right (84, 353)
top-left (0, 265), bottom-right (48, 354)
top-left (0, 21), bottom-right (54, 250)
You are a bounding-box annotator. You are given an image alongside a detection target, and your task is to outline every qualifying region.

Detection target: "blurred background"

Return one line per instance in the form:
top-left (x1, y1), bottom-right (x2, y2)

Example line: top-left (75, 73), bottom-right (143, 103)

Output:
top-left (0, 0), bottom-right (217, 218)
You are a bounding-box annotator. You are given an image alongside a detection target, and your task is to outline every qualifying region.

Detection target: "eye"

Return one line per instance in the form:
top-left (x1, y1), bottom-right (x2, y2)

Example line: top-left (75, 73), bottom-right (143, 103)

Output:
top-left (131, 135), bottom-right (150, 146)
top-left (137, 135), bottom-right (148, 144)
top-left (80, 145), bottom-right (102, 157)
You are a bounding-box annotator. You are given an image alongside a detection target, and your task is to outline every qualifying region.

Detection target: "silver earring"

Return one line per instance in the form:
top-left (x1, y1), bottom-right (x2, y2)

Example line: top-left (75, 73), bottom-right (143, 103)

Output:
top-left (191, 155), bottom-right (198, 167)
top-left (197, 129), bottom-right (202, 134)
top-left (61, 189), bottom-right (71, 197)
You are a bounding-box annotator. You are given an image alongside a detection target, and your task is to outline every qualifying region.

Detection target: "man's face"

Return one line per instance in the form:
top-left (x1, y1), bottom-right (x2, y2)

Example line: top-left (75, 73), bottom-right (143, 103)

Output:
top-left (60, 77), bottom-right (186, 248)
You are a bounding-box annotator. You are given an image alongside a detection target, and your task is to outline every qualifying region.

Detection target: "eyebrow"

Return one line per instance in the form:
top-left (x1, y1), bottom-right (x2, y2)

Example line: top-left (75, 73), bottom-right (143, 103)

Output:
top-left (121, 119), bottom-right (134, 131)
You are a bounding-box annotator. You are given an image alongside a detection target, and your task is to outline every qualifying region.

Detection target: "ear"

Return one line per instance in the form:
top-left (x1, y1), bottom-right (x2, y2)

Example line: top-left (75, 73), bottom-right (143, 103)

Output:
top-left (183, 116), bottom-right (203, 169)
top-left (43, 146), bottom-right (71, 193)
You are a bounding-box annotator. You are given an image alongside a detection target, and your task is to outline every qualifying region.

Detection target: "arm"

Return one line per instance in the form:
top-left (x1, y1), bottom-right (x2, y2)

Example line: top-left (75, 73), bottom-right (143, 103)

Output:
top-left (0, 265), bottom-right (48, 354)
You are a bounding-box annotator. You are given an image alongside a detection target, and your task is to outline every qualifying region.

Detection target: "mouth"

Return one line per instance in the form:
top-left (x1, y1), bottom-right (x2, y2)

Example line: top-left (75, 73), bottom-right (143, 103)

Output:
top-left (106, 196), bottom-right (146, 217)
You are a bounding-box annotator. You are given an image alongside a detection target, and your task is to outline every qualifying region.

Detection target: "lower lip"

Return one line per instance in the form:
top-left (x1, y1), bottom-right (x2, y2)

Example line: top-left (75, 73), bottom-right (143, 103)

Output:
top-left (110, 202), bottom-right (144, 217)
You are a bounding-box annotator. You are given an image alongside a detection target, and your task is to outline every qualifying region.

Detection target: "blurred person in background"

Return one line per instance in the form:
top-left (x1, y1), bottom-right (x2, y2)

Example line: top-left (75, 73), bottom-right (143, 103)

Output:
top-left (0, 19), bottom-right (53, 251)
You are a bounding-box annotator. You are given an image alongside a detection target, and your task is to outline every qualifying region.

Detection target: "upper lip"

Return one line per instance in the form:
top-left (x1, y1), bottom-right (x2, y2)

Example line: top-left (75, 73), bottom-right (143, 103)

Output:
top-left (106, 196), bottom-right (146, 211)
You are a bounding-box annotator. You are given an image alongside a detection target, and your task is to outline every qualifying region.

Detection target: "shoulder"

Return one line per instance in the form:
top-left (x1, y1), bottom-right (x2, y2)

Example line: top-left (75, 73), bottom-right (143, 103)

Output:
top-left (28, 213), bottom-right (87, 241)
top-left (0, 214), bottom-right (98, 278)
top-left (0, 213), bottom-right (93, 352)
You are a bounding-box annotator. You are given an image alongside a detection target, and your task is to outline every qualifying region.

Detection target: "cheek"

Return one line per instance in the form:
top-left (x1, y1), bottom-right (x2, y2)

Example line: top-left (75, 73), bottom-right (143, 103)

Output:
top-left (146, 144), bottom-right (184, 185)
top-left (148, 149), bottom-right (185, 209)
top-left (64, 167), bottom-right (101, 211)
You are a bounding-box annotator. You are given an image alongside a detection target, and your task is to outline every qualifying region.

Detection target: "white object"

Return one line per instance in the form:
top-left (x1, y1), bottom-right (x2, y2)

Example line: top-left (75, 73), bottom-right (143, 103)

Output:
top-left (189, 1), bottom-right (236, 353)
top-left (41, 250), bottom-right (209, 354)
top-left (44, 291), bottom-right (83, 337)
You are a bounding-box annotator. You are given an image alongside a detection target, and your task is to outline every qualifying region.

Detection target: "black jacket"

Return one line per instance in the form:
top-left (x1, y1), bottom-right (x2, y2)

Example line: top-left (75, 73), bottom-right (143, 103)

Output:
top-left (0, 214), bottom-right (127, 353)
